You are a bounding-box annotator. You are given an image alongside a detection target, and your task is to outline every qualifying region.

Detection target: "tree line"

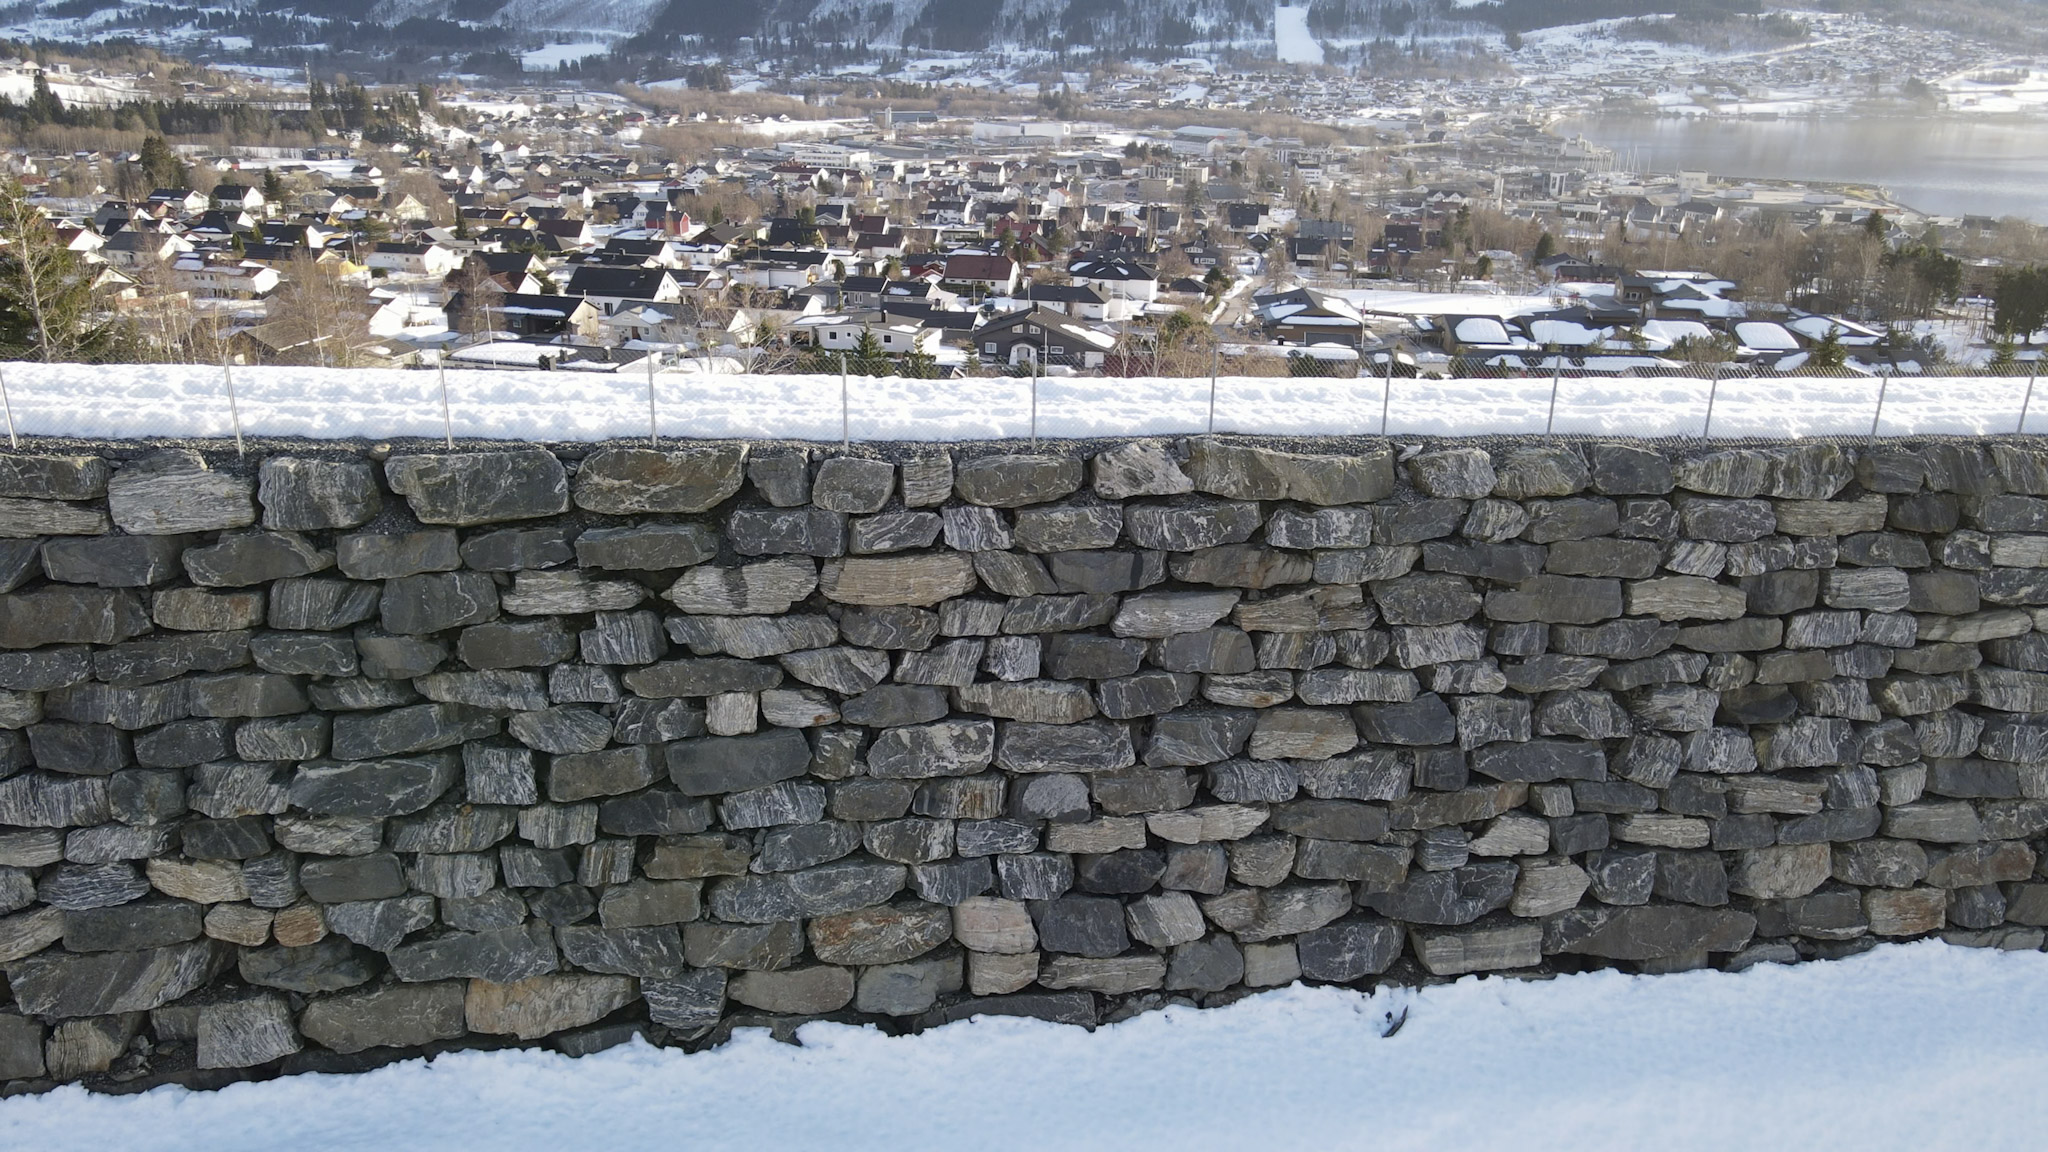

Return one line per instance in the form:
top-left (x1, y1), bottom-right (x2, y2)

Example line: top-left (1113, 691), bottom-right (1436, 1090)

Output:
top-left (0, 72), bottom-right (428, 150)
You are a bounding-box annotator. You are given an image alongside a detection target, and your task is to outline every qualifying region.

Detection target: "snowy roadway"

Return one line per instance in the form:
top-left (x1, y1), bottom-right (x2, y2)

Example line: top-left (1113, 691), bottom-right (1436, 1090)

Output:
top-left (1, 942), bottom-right (2043, 1150)
top-left (0, 362), bottom-right (2042, 442)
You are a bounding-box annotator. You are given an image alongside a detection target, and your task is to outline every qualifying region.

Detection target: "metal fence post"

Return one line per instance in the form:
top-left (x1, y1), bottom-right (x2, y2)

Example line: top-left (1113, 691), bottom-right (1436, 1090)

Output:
top-left (1207, 350), bottom-right (1218, 435)
top-left (1544, 358), bottom-right (1561, 437)
top-left (646, 351), bottom-right (658, 448)
top-left (1380, 353), bottom-right (1393, 437)
top-left (839, 353), bottom-right (850, 451)
top-left (1703, 362), bottom-right (1720, 439)
top-left (221, 358), bottom-right (245, 460)
top-left (1870, 368), bottom-right (1891, 439)
top-left (2021, 359), bottom-right (2040, 435)
top-left (436, 357), bottom-right (454, 449)
top-left (0, 366), bottom-right (18, 450)
top-left (1031, 354), bottom-right (1040, 451)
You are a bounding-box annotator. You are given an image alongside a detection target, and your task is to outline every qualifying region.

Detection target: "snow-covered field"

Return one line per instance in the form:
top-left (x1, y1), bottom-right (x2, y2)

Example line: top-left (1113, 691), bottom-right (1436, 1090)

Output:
top-left (520, 42), bottom-right (613, 71)
top-left (0, 362), bottom-right (2041, 443)
top-left (1, 942), bottom-right (2043, 1151)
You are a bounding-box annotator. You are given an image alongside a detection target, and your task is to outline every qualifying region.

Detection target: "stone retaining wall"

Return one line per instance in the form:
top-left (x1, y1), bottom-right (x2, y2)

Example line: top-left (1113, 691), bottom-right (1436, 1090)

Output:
top-left (0, 435), bottom-right (2046, 1090)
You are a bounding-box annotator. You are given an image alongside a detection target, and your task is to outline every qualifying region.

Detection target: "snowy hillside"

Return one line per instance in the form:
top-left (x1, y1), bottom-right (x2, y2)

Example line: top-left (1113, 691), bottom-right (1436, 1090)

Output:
top-left (367, 0), bottom-right (670, 35)
top-left (1, 943), bottom-right (2044, 1152)
top-left (0, 0), bottom-right (1493, 58)
top-left (651, 0), bottom-right (1487, 53)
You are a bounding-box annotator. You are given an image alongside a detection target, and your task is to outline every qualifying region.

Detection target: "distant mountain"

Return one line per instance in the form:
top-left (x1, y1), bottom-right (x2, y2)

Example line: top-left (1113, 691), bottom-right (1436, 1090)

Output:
top-left (0, 0), bottom-right (1910, 66)
top-left (366, 0), bottom-right (671, 35)
top-left (635, 0), bottom-right (1487, 54)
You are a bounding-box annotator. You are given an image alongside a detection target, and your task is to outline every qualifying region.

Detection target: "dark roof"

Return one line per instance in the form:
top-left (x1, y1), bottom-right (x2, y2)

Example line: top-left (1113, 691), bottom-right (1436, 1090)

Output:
top-left (468, 291), bottom-right (597, 319)
top-left (1069, 255), bottom-right (1155, 280)
top-left (976, 306), bottom-right (1106, 343)
top-left (466, 251), bottom-right (546, 275)
top-left (563, 266), bottom-right (677, 298)
top-left (740, 249), bottom-right (830, 267)
top-left (1018, 283), bottom-right (1104, 304)
top-left (877, 302), bottom-right (977, 332)
top-left (942, 253), bottom-right (1016, 281)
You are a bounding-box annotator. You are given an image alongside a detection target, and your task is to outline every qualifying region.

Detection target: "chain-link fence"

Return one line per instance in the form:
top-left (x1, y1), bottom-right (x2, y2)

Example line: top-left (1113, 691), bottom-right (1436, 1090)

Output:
top-left (0, 354), bottom-right (2045, 445)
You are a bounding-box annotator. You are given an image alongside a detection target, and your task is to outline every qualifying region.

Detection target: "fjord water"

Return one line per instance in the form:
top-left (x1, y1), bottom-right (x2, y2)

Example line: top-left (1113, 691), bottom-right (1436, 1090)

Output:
top-left (1560, 114), bottom-right (2048, 221)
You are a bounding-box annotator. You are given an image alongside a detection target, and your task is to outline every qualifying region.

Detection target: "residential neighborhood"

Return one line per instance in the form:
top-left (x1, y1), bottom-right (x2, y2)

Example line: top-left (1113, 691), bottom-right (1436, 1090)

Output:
top-left (0, 17), bottom-right (2041, 378)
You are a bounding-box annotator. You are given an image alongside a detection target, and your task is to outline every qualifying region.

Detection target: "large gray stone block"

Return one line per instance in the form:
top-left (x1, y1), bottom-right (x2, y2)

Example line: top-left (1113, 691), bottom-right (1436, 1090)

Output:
top-left (299, 981), bottom-right (467, 1053)
top-left (107, 450), bottom-right (256, 535)
top-left (384, 450), bottom-right (570, 525)
top-left (257, 457), bottom-right (381, 530)
top-left (0, 586), bottom-right (150, 648)
top-left (5, 939), bottom-right (228, 1016)
top-left (573, 446), bottom-right (746, 514)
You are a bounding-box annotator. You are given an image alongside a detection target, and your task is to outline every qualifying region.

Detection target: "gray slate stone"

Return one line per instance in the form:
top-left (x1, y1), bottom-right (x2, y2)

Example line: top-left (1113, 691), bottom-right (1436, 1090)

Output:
top-left (257, 458), bottom-right (381, 530)
top-left (107, 451), bottom-right (256, 535)
top-left (384, 450), bottom-right (570, 525)
top-left (573, 446), bottom-right (746, 514)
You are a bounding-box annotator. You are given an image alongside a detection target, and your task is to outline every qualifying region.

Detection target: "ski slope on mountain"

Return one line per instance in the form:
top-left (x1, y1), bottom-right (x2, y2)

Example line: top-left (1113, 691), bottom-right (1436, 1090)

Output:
top-left (1274, 5), bottom-right (1325, 65)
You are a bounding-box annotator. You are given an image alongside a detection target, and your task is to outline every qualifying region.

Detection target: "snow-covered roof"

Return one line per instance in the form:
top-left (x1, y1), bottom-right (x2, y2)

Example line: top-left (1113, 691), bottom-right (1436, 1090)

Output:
top-left (1454, 317), bottom-right (1514, 345)
top-left (1735, 322), bottom-right (1802, 352)
top-left (1658, 296), bottom-right (1744, 320)
top-left (1639, 319), bottom-right (1715, 350)
top-left (1786, 315), bottom-right (1883, 346)
top-left (1527, 319), bottom-right (1608, 347)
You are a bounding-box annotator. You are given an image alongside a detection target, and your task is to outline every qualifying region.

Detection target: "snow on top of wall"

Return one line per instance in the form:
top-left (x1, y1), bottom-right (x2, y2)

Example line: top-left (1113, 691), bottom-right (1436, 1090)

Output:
top-left (0, 361), bottom-right (2041, 443)
top-left (1, 943), bottom-right (2044, 1152)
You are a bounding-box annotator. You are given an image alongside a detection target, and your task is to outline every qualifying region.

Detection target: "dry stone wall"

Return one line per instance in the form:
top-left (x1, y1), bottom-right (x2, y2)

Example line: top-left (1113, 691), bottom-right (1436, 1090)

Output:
top-left (1, 434), bottom-right (2047, 1089)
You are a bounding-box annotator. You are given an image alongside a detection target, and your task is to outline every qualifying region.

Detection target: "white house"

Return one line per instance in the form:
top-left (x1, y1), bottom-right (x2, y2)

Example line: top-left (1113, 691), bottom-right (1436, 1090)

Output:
top-left (364, 241), bottom-right (462, 278)
top-left (1068, 255), bottom-right (1160, 304)
top-left (100, 229), bottom-right (193, 270)
top-left (173, 255), bottom-right (281, 299)
top-left (798, 313), bottom-right (943, 357)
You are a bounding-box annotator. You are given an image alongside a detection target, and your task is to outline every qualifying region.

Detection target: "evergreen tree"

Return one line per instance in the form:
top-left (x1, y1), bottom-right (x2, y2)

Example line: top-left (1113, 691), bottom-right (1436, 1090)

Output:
top-left (898, 345), bottom-right (938, 379)
top-left (262, 167), bottom-right (286, 205)
top-left (1994, 266), bottom-right (2048, 342)
top-left (849, 327), bottom-right (889, 375)
top-left (24, 71), bottom-right (61, 126)
top-left (138, 135), bottom-right (187, 190)
top-left (1807, 328), bottom-right (1848, 370)
top-left (1202, 265), bottom-right (1231, 303)
top-left (0, 175), bottom-right (111, 361)
top-left (1533, 231), bottom-right (1557, 262)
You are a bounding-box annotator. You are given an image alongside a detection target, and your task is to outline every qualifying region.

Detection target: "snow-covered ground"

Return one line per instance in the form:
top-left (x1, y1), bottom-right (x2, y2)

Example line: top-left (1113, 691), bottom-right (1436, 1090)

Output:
top-left (1273, 6), bottom-right (1324, 67)
top-left (1, 943), bottom-right (2044, 1151)
top-left (0, 362), bottom-right (2041, 443)
top-left (520, 42), bottom-right (614, 72)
